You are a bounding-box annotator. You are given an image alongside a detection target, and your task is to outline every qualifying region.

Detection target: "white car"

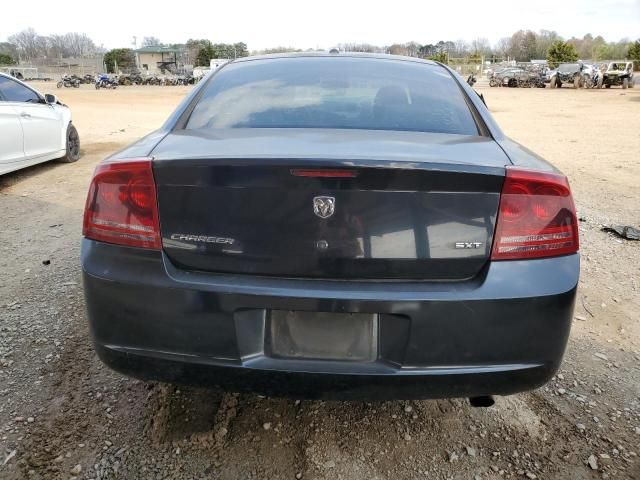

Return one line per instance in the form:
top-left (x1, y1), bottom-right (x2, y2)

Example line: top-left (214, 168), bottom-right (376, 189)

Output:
top-left (0, 72), bottom-right (80, 175)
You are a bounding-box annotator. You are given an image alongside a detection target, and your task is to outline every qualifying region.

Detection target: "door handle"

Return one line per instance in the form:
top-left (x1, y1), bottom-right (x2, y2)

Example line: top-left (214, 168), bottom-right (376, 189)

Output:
top-left (20, 112), bottom-right (31, 118)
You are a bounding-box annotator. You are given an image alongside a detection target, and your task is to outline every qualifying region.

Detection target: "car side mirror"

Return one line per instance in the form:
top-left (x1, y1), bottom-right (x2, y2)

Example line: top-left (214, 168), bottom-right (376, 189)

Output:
top-left (44, 94), bottom-right (57, 105)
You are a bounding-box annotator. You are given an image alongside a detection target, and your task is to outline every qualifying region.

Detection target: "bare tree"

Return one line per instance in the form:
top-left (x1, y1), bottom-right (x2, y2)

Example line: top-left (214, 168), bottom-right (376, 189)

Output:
top-left (7, 29), bottom-right (96, 60)
top-left (454, 39), bottom-right (470, 57)
top-left (142, 37), bottom-right (162, 47)
top-left (63, 32), bottom-right (96, 57)
top-left (387, 44), bottom-right (409, 56)
top-left (337, 43), bottom-right (381, 53)
top-left (471, 37), bottom-right (491, 57)
top-left (8, 28), bottom-right (41, 60)
top-left (47, 34), bottom-right (67, 58)
top-left (494, 38), bottom-right (511, 59)
top-left (403, 41), bottom-right (419, 57)
top-left (254, 46), bottom-right (303, 54)
top-left (535, 30), bottom-right (561, 59)
top-left (508, 30), bottom-right (538, 61)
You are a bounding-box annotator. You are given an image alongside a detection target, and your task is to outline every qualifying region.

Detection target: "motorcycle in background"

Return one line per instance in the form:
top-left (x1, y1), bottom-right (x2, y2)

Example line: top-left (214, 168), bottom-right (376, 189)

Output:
top-left (95, 74), bottom-right (118, 90)
top-left (584, 69), bottom-right (604, 89)
top-left (57, 75), bottom-right (80, 88)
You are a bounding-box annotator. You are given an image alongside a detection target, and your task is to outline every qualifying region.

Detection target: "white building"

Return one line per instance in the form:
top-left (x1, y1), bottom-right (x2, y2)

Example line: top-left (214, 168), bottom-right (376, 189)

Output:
top-left (135, 46), bottom-right (180, 74)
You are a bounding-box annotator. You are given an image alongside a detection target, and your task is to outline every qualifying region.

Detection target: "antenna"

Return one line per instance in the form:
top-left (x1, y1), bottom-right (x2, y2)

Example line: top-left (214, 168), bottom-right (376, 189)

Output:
top-left (132, 36), bottom-right (137, 49)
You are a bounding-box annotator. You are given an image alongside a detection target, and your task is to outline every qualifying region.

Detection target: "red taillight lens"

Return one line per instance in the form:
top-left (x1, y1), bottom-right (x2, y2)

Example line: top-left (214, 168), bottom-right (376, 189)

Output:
top-left (491, 167), bottom-right (579, 260)
top-left (82, 159), bottom-right (161, 250)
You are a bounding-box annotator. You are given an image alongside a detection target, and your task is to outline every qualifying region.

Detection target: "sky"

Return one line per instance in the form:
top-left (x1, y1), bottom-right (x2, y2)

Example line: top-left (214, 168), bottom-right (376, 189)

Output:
top-left (2, 0), bottom-right (639, 50)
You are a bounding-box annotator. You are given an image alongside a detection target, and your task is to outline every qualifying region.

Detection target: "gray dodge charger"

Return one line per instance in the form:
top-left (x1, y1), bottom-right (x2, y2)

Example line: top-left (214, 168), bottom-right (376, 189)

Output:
top-left (81, 53), bottom-right (579, 402)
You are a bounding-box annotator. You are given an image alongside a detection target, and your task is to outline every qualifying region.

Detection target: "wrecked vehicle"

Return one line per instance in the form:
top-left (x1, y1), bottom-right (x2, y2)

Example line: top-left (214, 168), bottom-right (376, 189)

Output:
top-left (489, 68), bottom-right (521, 87)
top-left (502, 69), bottom-right (545, 88)
top-left (490, 65), bottom-right (546, 88)
top-left (602, 62), bottom-right (634, 89)
top-left (549, 63), bottom-right (587, 89)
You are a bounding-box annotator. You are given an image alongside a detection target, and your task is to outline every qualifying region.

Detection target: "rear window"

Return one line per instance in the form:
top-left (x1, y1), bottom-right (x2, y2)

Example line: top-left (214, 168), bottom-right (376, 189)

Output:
top-left (609, 63), bottom-right (627, 71)
top-left (186, 57), bottom-right (479, 136)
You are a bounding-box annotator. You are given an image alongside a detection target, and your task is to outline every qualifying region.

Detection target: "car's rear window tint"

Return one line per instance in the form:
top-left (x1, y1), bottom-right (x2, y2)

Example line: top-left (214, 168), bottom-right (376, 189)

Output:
top-left (186, 57), bottom-right (479, 136)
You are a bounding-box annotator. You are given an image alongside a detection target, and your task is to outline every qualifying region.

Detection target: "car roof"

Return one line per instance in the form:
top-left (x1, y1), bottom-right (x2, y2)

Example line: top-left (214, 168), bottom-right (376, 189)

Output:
top-left (232, 51), bottom-right (439, 67)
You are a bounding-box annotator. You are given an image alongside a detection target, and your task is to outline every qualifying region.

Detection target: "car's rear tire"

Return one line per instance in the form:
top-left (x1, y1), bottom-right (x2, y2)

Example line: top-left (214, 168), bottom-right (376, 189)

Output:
top-left (58, 123), bottom-right (80, 163)
top-left (622, 78), bottom-right (629, 89)
top-left (605, 84), bottom-right (611, 88)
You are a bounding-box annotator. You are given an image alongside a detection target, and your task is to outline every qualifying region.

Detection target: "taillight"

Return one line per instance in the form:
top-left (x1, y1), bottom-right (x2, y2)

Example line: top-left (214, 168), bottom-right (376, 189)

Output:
top-left (491, 167), bottom-right (579, 260)
top-left (82, 159), bottom-right (161, 250)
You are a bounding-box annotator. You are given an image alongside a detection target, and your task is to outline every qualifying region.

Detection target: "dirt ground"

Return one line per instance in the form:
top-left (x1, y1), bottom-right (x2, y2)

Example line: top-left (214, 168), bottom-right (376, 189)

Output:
top-left (1, 83), bottom-right (639, 480)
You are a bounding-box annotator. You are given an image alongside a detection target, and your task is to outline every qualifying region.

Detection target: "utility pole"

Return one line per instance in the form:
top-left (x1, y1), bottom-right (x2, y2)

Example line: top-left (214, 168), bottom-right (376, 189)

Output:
top-left (132, 37), bottom-right (138, 70)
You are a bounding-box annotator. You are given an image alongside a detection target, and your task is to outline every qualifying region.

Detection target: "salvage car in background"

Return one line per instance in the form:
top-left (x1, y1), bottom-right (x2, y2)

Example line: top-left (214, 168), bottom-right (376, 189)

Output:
top-left (489, 67), bottom-right (519, 87)
top-left (549, 63), bottom-right (581, 88)
top-left (602, 62), bottom-right (634, 89)
top-left (498, 68), bottom-right (527, 87)
top-left (549, 63), bottom-right (596, 89)
top-left (0, 72), bottom-right (80, 175)
top-left (489, 67), bottom-right (545, 88)
top-left (82, 53), bottom-right (579, 402)
top-left (500, 68), bottom-right (545, 88)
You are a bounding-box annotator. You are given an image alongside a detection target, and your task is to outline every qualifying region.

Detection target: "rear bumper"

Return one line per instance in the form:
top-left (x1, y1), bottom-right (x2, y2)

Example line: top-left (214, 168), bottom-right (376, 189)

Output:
top-left (82, 239), bottom-right (579, 400)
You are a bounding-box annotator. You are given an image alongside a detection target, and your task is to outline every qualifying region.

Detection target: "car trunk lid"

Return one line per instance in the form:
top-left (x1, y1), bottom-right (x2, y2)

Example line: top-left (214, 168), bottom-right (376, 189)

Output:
top-left (153, 129), bottom-right (509, 280)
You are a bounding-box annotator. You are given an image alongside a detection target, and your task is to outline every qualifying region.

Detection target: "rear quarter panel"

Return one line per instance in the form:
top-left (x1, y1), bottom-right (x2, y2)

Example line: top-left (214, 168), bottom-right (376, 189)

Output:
top-left (496, 138), bottom-right (561, 173)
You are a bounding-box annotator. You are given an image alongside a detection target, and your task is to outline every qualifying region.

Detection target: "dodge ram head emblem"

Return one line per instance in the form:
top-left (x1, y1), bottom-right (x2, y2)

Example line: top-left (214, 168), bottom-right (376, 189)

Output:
top-left (313, 196), bottom-right (335, 219)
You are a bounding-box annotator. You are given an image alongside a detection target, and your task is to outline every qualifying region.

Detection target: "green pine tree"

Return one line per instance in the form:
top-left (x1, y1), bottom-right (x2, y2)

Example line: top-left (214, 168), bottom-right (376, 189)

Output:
top-left (547, 41), bottom-right (579, 68)
top-left (628, 40), bottom-right (640, 70)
